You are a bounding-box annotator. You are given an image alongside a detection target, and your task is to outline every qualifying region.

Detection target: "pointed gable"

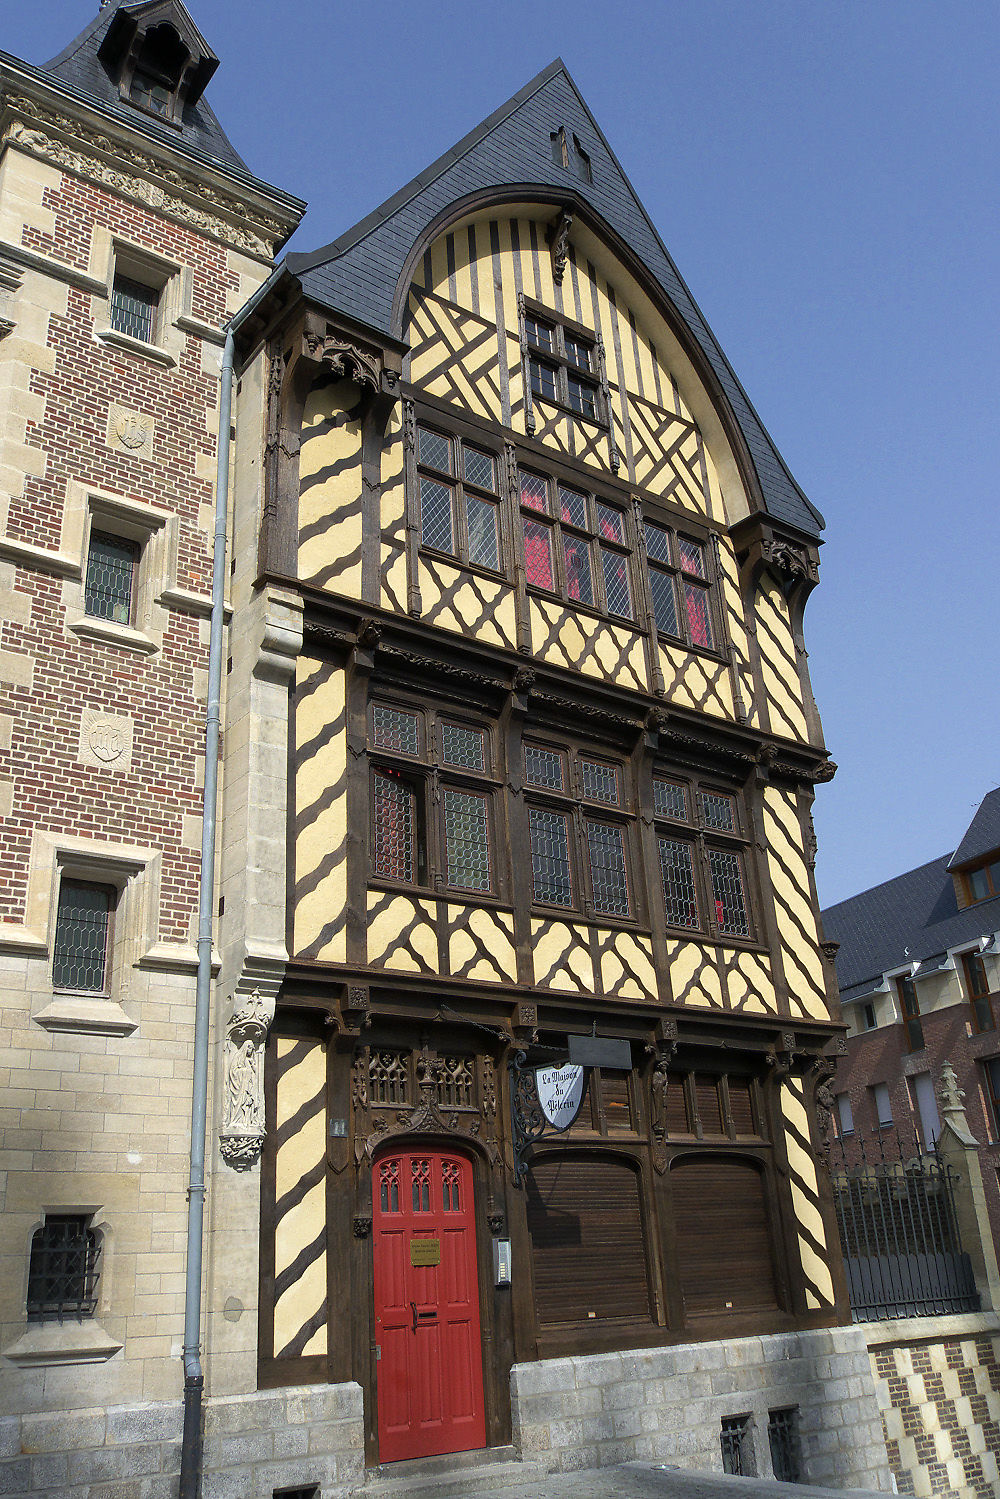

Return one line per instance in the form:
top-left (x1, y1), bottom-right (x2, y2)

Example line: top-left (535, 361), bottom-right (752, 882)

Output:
top-left (949, 787), bottom-right (1000, 870)
top-left (288, 60), bottom-right (822, 538)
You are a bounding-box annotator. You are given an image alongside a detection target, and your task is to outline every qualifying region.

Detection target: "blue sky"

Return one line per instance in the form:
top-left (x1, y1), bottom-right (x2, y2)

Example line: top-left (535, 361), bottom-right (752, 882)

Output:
top-left (10, 1), bottom-right (999, 907)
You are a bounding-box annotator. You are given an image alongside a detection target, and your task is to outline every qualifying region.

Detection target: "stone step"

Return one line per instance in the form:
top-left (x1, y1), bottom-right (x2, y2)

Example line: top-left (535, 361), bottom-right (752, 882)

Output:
top-left (356, 1447), bottom-right (549, 1499)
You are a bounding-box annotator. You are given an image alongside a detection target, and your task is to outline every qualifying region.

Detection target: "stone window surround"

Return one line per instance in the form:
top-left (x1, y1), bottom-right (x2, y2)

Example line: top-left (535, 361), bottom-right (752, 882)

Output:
top-left (0, 828), bottom-right (197, 1033)
top-left (91, 230), bottom-right (186, 368)
top-left (0, 480), bottom-right (214, 638)
top-left (2, 1208), bottom-right (122, 1368)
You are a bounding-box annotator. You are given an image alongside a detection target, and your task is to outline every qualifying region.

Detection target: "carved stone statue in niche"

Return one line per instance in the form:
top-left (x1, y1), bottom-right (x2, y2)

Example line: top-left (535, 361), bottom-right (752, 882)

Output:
top-left (219, 988), bottom-right (275, 1170)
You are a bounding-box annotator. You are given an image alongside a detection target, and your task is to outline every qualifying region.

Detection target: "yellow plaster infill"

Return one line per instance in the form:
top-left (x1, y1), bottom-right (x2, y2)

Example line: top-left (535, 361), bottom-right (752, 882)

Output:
top-left (665, 940), bottom-right (724, 1008)
top-left (380, 417), bottom-right (405, 529)
top-left (366, 893), bottom-right (437, 971)
top-left (273, 1039), bottom-right (327, 1356)
top-left (599, 931), bottom-right (656, 1000)
top-left (755, 579), bottom-right (808, 740)
top-left (530, 918), bottom-right (594, 992)
top-left (416, 560), bottom-right (518, 651)
top-left (293, 662), bottom-right (348, 961)
top-left (298, 379), bottom-right (363, 598)
top-left (446, 905), bottom-right (516, 984)
top-left (781, 1077), bottom-right (836, 1306)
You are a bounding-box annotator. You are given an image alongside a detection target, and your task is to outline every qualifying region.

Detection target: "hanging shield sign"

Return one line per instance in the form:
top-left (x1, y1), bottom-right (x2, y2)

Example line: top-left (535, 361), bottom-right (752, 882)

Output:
top-left (535, 1064), bottom-right (585, 1130)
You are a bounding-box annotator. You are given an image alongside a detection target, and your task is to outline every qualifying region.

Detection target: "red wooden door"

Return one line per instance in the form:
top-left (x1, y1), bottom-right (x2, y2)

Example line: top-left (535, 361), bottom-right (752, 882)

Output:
top-left (373, 1148), bottom-right (486, 1462)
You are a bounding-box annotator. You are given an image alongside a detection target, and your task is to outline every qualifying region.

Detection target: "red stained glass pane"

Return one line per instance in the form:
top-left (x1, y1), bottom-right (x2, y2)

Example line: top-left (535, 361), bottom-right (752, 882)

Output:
top-left (684, 583), bottom-right (713, 648)
top-left (523, 518), bottom-right (554, 589)
top-left (519, 470), bottom-right (549, 513)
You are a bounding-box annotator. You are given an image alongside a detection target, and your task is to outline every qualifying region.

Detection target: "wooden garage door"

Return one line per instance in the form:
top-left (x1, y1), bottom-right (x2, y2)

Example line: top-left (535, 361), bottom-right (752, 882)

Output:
top-left (526, 1154), bottom-right (652, 1326)
top-left (671, 1155), bottom-right (778, 1317)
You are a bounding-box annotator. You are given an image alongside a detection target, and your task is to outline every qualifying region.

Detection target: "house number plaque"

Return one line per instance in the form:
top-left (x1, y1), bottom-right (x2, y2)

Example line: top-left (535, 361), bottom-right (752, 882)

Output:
top-left (410, 1238), bottom-right (441, 1267)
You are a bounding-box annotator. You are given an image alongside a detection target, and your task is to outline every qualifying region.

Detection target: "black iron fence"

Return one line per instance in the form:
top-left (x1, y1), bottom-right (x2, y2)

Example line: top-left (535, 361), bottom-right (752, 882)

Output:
top-left (827, 1119), bottom-right (979, 1321)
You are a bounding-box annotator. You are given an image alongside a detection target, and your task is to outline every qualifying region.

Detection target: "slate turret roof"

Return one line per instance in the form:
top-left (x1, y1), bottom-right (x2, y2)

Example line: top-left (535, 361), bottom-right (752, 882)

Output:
top-left (34, 2), bottom-right (247, 171)
top-left (822, 790), bottom-right (1000, 1003)
top-left (285, 59), bottom-right (823, 540)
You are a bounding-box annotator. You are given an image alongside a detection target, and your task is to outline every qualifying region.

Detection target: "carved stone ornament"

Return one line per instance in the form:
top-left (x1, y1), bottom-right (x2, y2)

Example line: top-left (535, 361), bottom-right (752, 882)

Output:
top-left (107, 404), bottom-right (154, 460)
top-left (486, 1212), bottom-right (505, 1235)
top-left (352, 1214), bottom-right (373, 1239)
top-left (550, 209), bottom-right (574, 285)
top-left (819, 939), bottom-right (840, 964)
top-left (512, 667), bottom-right (536, 695)
top-left (78, 709), bottom-right (133, 773)
top-left (219, 989), bottom-right (275, 1170)
top-left (3, 96), bottom-right (283, 259)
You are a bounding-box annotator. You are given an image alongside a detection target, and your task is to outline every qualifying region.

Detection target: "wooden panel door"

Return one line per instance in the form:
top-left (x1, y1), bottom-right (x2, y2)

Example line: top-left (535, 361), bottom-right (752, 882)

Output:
top-left (373, 1148), bottom-right (486, 1462)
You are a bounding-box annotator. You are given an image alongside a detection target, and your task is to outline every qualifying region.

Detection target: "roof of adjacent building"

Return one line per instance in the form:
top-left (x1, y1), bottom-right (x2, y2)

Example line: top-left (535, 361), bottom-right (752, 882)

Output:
top-left (822, 790), bottom-right (1000, 1003)
top-left (948, 786), bottom-right (1000, 870)
top-left (285, 59), bottom-right (823, 540)
top-left (37, 1), bottom-right (248, 171)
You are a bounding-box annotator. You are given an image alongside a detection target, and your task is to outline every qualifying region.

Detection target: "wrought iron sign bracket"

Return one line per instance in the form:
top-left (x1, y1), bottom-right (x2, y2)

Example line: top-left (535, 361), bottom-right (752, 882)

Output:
top-left (509, 1048), bottom-right (563, 1189)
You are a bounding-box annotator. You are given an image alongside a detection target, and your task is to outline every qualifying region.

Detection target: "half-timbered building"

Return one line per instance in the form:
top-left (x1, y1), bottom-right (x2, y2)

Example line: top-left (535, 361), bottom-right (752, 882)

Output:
top-left (216, 61), bottom-right (889, 1488)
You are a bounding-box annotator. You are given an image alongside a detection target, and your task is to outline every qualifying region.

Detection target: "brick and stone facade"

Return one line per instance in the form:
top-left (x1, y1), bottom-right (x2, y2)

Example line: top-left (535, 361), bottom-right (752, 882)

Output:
top-left (0, 2), bottom-right (302, 1474)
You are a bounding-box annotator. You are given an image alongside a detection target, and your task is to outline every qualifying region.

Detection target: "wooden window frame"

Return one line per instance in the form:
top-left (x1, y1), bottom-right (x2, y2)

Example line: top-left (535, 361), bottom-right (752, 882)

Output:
top-left (653, 770), bottom-right (755, 943)
top-left (642, 515), bottom-right (720, 654)
top-left (523, 738), bottom-right (636, 923)
top-left (982, 1059), bottom-right (1000, 1142)
top-left (522, 299), bottom-right (604, 426)
top-left (964, 859), bottom-right (1000, 904)
top-left (517, 464), bottom-right (635, 622)
top-left (368, 698), bottom-right (502, 902)
top-left (895, 974), bottom-right (925, 1052)
top-left (415, 421), bottom-right (505, 577)
top-left (963, 949), bottom-right (995, 1034)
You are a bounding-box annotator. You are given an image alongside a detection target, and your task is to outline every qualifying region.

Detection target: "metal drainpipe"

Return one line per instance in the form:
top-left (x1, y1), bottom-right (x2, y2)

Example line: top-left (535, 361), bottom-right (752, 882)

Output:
top-left (179, 268), bottom-right (278, 1499)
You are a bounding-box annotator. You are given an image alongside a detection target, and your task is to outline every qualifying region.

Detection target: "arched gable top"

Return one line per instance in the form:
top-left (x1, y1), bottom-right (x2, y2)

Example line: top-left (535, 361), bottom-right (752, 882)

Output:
top-left (287, 58), bottom-right (821, 539)
top-left (400, 191), bottom-right (765, 528)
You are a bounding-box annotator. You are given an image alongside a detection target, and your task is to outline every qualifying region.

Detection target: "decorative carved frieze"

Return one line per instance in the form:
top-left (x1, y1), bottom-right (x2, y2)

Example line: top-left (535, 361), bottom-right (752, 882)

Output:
top-left (377, 647), bottom-right (505, 692)
top-left (219, 988), bottom-right (275, 1170)
top-left (3, 95), bottom-right (287, 259)
top-left (761, 537), bottom-right (819, 584)
top-left (303, 329), bottom-right (381, 391)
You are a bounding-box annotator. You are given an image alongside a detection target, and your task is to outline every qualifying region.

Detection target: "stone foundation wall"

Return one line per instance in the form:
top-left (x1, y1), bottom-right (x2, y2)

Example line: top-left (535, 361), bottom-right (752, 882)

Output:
top-left (511, 1327), bottom-right (893, 1490)
top-left (866, 1313), bottom-right (1000, 1499)
top-left (0, 1382), bottom-right (364, 1499)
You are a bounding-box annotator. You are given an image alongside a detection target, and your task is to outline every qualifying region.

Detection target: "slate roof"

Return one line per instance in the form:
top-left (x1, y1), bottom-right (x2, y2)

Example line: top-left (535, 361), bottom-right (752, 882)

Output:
top-left (36, 2), bottom-right (247, 171)
top-left (822, 794), bottom-right (1000, 1004)
top-left (949, 787), bottom-right (1000, 870)
top-left (285, 60), bottom-right (823, 540)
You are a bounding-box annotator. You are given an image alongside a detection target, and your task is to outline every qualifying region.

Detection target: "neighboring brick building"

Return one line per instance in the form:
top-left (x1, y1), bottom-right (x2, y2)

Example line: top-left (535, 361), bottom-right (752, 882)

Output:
top-left (822, 788), bottom-right (1000, 1245)
top-left (0, 0), bottom-right (302, 1480)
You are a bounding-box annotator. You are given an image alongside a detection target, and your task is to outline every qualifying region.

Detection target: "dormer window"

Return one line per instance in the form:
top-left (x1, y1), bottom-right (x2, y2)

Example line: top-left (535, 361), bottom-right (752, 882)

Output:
top-left (98, 3), bottom-right (218, 127)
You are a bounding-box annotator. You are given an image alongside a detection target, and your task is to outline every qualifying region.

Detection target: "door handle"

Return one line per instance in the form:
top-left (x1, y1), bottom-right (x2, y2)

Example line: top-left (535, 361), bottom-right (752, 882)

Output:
top-left (410, 1300), bottom-right (417, 1333)
top-left (410, 1301), bottom-right (437, 1331)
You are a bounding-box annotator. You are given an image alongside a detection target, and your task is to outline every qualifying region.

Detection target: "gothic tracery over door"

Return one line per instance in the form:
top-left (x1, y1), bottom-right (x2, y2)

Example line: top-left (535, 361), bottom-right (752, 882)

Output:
top-left (372, 1147), bottom-right (486, 1462)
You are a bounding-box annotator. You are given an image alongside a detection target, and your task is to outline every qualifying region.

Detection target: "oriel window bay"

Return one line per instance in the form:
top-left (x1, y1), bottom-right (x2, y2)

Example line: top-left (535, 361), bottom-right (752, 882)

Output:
top-left (519, 468), bottom-right (634, 621)
top-left (417, 423), bottom-right (501, 573)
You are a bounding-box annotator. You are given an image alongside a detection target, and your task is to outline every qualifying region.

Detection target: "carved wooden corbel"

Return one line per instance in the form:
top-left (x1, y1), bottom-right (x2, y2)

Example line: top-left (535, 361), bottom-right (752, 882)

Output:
top-left (549, 208), bottom-right (573, 285)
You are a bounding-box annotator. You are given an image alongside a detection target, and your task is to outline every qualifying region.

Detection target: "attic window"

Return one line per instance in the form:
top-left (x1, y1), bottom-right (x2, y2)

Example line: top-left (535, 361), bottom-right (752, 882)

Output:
top-left (99, 5), bottom-right (218, 126)
top-left (127, 25), bottom-right (187, 120)
top-left (550, 126), bottom-right (592, 184)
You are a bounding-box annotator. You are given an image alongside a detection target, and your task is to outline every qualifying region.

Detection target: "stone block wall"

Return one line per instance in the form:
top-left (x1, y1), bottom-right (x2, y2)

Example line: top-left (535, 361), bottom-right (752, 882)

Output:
top-left (511, 1327), bottom-right (892, 1490)
top-left (0, 1382), bottom-right (364, 1499)
top-left (867, 1314), bottom-right (1000, 1498)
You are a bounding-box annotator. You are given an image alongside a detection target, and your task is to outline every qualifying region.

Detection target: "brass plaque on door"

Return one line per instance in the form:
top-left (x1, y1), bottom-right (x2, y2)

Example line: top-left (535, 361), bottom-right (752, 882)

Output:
top-left (410, 1238), bottom-right (441, 1267)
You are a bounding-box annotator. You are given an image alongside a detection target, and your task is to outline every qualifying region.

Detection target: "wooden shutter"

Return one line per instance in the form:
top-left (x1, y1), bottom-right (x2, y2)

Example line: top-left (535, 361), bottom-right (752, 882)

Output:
top-left (694, 1075), bottom-right (724, 1135)
top-left (666, 1072), bottom-right (689, 1135)
top-left (671, 1156), bottom-right (778, 1317)
top-left (527, 1154), bottom-right (652, 1326)
top-left (727, 1079), bottom-right (756, 1136)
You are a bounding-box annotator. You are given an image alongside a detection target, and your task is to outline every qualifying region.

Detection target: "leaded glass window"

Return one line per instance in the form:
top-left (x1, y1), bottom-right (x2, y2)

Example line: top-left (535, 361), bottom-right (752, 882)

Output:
top-left (580, 758), bottom-right (620, 805)
top-left (518, 469), bottom-right (633, 619)
top-left (586, 821), bottom-right (629, 916)
top-left (522, 304), bottom-right (601, 419)
top-left (524, 744), bottom-right (565, 791)
top-left (708, 848), bottom-right (750, 937)
top-left (644, 521), bottom-right (716, 650)
top-left (529, 807), bottom-right (573, 907)
top-left (373, 704), bottom-right (420, 756)
top-left (85, 532), bottom-right (138, 625)
top-left (658, 838), bottom-right (698, 929)
top-left (53, 880), bottom-right (113, 993)
top-left (416, 423), bottom-right (502, 573)
top-left (443, 788), bottom-right (491, 892)
top-left (654, 778), bottom-right (688, 821)
top-left (109, 274), bottom-right (157, 342)
top-left (372, 770), bottom-right (416, 882)
top-left (699, 791), bottom-right (736, 833)
top-left (440, 723), bottom-right (485, 772)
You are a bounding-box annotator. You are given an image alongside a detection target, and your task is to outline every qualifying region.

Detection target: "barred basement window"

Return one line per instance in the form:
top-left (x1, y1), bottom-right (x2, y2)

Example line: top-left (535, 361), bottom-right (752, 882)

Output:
top-left (85, 531), bottom-right (139, 625)
top-left (109, 273), bottom-right (158, 343)
top-left (654, 773), bottom-right (752, 940)
top-left (767, 1407), bottom-right (802, 1483)
top-left (369, 699), bottom-right (498, 897)
top-left (416, 423), bottom-right (502, 573)
top-left (721, 1415), bottom-right (756, 1476)
top-left (53, 879), bottom-right (114, 993)
top-left (518, 467), bottom-right (633, 620)
top-left (524, 740), bottom-right (634, 918)
top-left (27, 1214), bottom-right (101, 1322)
top-left (644, 520), bottom-right (717, 650)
